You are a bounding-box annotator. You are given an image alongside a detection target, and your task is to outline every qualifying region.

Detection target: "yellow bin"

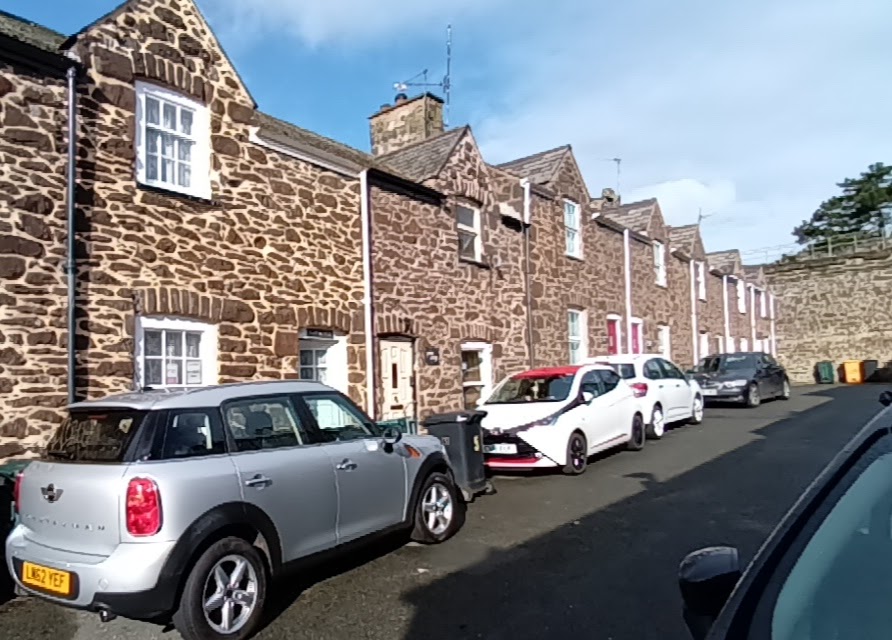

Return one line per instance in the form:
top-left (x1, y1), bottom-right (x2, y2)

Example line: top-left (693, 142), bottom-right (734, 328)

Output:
top-left (842, 360), bottom-right (864, 384)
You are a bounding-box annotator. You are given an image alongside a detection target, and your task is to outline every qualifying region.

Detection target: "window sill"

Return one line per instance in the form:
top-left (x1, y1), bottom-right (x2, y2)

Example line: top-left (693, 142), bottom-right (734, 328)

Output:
top-left (459, 257), bottom-right (491, 270)
top-left (137, 182), bottom-right (218, 206)
top-left (565, 253), bottom-right (584, 262)
top-left (656, 282), bottom-right (668, 288)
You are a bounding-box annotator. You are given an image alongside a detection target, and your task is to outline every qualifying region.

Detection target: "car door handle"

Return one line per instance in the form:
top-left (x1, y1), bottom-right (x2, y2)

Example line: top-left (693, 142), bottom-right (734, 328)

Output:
top-left (336, 459), bottom-right (358, 471)
top-left (244, 474), bottom-right (272, 488)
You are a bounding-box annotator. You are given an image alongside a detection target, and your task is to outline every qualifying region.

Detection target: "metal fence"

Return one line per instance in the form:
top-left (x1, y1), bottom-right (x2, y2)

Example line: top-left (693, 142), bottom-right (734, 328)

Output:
top-left (742, 232), bottom-right (891, 265)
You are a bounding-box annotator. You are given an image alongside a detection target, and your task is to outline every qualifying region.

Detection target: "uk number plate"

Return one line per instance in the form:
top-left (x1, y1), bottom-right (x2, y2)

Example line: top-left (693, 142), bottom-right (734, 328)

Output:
top-left (21, 561), bottom-right (72, 597)
top-left (484, 443), bottom-right (517, 455)
top-left (702, 388), bottom-right (718, 396)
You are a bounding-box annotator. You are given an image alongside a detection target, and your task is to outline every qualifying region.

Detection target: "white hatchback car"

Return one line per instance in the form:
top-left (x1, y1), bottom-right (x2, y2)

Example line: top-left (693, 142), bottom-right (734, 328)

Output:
top-left (588, 354), bottom-right (704, 439)
top-left (478, 364), bottom-right (646, 475)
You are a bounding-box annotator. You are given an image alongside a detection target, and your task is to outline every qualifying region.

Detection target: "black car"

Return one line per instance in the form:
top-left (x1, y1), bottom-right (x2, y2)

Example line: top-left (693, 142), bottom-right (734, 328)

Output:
top-left (688, 352), bottom-right (790, 407)
top-left (678, 391), bottom-right (892, 640)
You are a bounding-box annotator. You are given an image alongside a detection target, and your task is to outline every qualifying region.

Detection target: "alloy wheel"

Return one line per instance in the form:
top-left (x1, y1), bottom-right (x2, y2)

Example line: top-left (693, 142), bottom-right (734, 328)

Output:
top-left (650, 407), bottom-right (665, 438)
top-left (692, 396), bottom-right (704, 423)
top-left (422, 482), bottom-right (454, 536)
top-left (202, 554), bottom-right (259, 635)
top-left (570, 434), bottom-right (587, 470)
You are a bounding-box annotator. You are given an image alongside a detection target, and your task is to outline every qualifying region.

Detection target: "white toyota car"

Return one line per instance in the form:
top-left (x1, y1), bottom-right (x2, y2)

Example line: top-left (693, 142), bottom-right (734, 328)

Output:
top-left (587, 354), bottom-right (704, 439)
top-left (478, 364), bottom-right (646, 475)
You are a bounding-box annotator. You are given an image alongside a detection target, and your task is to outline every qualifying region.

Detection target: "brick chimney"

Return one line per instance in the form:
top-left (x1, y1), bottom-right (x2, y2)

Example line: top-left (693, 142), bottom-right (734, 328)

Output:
top-left (369, 92), bottom-right (445, 156)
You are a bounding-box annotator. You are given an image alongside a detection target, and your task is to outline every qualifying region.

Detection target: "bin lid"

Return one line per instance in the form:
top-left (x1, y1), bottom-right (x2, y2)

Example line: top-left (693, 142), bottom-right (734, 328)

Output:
top-left (0, 460), bottom-right (30, 481)
top-left (422, 410), bottom-right (488, 427)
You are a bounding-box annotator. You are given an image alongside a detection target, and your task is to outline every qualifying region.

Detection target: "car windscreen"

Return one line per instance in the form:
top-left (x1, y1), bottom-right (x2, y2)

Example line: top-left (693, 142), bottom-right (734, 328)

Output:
top-left (43, 409), bottom-right (149, 463)
top-left (487, 374), bottom-right (575, 403)
top-left (697, 354), bottom-right (757, 373)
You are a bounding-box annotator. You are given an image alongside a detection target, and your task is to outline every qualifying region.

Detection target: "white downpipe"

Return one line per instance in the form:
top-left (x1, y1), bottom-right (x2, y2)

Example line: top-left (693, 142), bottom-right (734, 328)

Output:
top-left (359, 170), bottom-right (376, 417)
top-left (750, 285), bottom-right (757, 347)
top-left (623, 229), bottom-right (633, 354)
top-left (689, 260), bottom-right (698, 363)
top-left (722, 275), bottom-right (730, 353)
top-left (769, 293), bottom-right (777, 356)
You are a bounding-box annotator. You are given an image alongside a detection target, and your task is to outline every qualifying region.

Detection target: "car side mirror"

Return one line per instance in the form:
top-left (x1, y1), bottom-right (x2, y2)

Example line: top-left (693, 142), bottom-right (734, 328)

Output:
top-left (678, 546), bottom-right (741, 640)
top-left (382, 426), bottom-right (402, 446)
top-left (880, 391), bottom-right (892, 407)
top-left (581, 390), bottom-right (595, 404)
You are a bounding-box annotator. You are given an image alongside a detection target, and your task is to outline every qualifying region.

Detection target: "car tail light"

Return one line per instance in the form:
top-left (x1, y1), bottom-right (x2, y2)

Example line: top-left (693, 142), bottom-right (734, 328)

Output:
top-left (126, 478), bottom-right (162, 537)
top-left (13, 471), bottom-right (23, 514)
top-left (630, 382), bottom-right (649, 398)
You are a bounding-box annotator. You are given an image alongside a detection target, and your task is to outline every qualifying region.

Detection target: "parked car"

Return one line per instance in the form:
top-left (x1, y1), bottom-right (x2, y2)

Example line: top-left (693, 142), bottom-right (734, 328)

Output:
top-left (5, 381), bottom-right (461, 640)
top-left (677, 391), bottom-right (892, 640)
top-left (478, 364), bottom-right (646, 475)
top-left (587, 354), bottom-right (704, 439)
top-left (688, 352), bottom-right (790, 407)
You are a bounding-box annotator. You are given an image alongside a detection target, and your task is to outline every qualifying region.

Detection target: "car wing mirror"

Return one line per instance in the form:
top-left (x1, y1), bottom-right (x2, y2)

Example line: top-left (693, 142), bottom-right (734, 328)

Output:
top-left (382, 426), bottom-right (402, 447)
top-left (880, 391), bottom-right (892, 407)
top-left (678, 546), bottom-right (741, 640)
top-left (581, 390), bottom-right (595, 404)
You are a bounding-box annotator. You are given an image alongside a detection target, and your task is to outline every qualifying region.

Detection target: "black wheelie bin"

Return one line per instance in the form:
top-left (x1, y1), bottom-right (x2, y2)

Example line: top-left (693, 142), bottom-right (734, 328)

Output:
top-left (422, 410), bottom-right (495, 502)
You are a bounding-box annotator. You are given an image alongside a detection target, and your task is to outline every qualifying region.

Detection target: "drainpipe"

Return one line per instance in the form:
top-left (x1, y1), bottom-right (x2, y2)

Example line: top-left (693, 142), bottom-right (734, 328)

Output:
top-left (769, 293), bottom-right (777, 356)
top-left (359, 170), bottom-right (376, 418)
top-left (65, 66), bottom-right (78, 406)
top-left (721, 275), bottom-right (730, 353)
top-left (749, 285), bottom-right (756, 348)
top-left (520, 178), bottom-right (535, 369)
top-left (689, 260), bottom-right (698, 364)
top-left (623, 229), bottom-right (633, 354)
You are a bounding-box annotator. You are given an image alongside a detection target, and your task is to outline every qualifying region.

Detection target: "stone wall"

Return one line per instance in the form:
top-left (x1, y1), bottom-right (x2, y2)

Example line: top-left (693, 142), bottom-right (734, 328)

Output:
top-left (0, 0), bottom-right (369, 457)
top-left (369, 93), bottom-right (444, 156)
top-left (766, 249), bottom-right (892, 384)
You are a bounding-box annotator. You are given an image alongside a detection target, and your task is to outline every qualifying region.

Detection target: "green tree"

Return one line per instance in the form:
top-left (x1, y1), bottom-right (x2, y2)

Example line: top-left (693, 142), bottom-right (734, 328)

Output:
top-left (794, 162), bottom-right (892, 244)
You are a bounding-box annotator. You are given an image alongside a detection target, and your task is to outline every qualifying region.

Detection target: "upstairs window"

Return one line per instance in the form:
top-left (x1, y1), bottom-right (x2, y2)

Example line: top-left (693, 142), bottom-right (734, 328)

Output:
top-left (456, 203), bottom-right (482, 262)
top-left (737, 279), bottom-right (746, 313)
top-left (564, 200), bottom-right (582, 258)
top-left (760, 290), bottom-right (767, 318)
top-left (653, 241), bottom-right (667, 286)
top-left (696, 261), bottom-right (707, 300)
top-left (135, 81), bottom-right (211, 199)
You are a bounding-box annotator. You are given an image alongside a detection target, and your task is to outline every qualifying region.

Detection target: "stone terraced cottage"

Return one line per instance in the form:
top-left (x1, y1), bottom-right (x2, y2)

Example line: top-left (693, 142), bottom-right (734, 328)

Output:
top-left (0, 0), bottom-right (777, 459)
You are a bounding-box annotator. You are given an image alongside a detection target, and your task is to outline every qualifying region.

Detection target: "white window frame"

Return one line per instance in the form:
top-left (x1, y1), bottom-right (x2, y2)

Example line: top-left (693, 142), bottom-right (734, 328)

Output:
top-left (568, 309), bottom-right (588, 363)
top-left (630, 317), bottom-right (644, 355)
top-left (135, 80), bottom-right (211, 199)
top-left (696, 261), bottom-right (707, 300)
top-left (134, 316), bottom-right (218, 390)
top-left (299, 330), bottom-right (349, 395)
top-left (736, 278), bottom-right (747, 313)
top-left (460, 342), bottom-right (493, 407)
top-left (759, 289), bottom-right (767, 318)
top-left (658, 324), bottom-right (671, 359)
top-left (564, 200), bottom-right (582, 258)
top-left (456, 202), bottom-right (483, 262)
top-left (653, 241), bottom-right (667, 287)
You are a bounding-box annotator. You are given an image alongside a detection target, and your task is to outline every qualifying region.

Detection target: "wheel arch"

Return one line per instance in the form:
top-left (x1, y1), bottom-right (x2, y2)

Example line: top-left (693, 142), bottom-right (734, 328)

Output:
top-left (406, 452), bottom-right (455, 516)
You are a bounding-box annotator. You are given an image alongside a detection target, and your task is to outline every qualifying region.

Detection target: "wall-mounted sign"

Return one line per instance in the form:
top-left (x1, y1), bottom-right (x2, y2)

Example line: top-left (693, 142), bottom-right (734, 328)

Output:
top-left (305, 328), bottom-right (334, 340)
top-left (424, 348), bottom-right (440, 366)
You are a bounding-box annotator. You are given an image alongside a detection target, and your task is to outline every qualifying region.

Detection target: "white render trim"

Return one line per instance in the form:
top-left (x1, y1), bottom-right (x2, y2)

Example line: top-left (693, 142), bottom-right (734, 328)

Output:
top-left (134, 315), bottom-right (218, 390)
top-left (461, 341), bottom-right (494, 403)
top-left (689, 259), bottom-right (698, 362)
top-left (135, 80), bottom-right (211, 200)
top-left (249, 128), bottom-right (357, 178)
top-left (359, 169), bottom-right (376, 417)
top-left (769, 293), bottom-right (777, 356)
top-left (722, 275), bottom-right (730, 352)
top-left (623, 229), bottom-right (633, 354)
top-left (521, 178), bottom-right (532, 225)
top-left (749, 284), bottom-right (757, 347)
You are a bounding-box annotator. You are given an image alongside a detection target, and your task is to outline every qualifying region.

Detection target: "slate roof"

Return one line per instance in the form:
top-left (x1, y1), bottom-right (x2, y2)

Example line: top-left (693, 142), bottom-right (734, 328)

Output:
top-left (0, 9), bottom-right (65, 52)
top-left (667, 224), bottom-right (700, 254)
top-left (742, 264), bottom-right (765, 284)
top-left (602, 199), bottom-right (658, 235)
top-left (496, 145), bottom-right (570, 186)
top-left (377, 127), bottom-right (468, 182)
top-left (707, 250), bottom-right (742, 274)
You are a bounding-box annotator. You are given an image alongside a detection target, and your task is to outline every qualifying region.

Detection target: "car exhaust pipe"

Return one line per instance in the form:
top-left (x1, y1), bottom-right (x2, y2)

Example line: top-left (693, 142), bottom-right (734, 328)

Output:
top-left (98, 608), bottom-right (117, 623)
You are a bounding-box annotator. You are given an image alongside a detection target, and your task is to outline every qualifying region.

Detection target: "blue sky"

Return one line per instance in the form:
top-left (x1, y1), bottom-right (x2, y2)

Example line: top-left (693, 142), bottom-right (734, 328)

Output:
top-left (6, 0), bottom-right (892, 262)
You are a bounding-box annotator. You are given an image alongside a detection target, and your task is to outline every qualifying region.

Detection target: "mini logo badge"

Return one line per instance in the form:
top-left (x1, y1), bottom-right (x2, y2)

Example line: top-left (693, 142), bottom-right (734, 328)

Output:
top-left (41, 484), bottom-right (63, 503)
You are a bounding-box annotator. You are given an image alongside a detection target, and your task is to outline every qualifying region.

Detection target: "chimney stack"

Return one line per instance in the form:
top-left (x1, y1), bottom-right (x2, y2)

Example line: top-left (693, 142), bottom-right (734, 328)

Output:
top-left (369, 92), bottom-right (445, 156)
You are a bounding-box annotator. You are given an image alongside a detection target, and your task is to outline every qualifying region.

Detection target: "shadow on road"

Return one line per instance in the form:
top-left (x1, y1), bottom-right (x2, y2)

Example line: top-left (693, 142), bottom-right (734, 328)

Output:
top-left (399, 385), bottom-right (885, 640)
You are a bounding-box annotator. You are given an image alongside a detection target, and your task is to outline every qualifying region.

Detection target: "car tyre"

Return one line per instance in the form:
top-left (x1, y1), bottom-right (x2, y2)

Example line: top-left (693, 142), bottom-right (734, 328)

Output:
top-left (780, 378), bottom-right (791, 400)
top-left (688, 394), bottom-right (704, 425)
top-left (173, 536), bottom-right (267, 640)
top-left (411, 471), bottom-right (464, 544)
top-left (746, 382), bottom-right (761, 408)
top-left (626, 413), bottom-right (646, 451)
top-left (562, 431), bottom-right (588, 475)
top-left (647, 405), bottom-right (665, 439)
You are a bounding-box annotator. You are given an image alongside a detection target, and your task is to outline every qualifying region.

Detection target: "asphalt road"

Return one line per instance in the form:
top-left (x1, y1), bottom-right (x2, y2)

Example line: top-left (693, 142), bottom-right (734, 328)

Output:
top-left (1, 384), bottom-right (885, 640)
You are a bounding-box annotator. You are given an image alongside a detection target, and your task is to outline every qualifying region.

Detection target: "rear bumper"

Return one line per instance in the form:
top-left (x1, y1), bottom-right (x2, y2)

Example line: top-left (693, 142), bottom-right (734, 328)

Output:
top-left (5, 524), bottom-right (178, 620)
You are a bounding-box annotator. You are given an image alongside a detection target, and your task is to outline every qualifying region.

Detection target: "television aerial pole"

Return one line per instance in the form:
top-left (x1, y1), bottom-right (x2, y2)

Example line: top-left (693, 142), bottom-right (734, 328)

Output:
top-left (393, 24), bottom-right (453, 127)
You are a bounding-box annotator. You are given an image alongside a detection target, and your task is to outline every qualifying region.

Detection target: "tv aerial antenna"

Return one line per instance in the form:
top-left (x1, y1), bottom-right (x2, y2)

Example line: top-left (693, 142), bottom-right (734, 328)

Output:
top-left (393, 24), bottom-right (453, 127)
top-left (602, 157), bottom-right (622, 196)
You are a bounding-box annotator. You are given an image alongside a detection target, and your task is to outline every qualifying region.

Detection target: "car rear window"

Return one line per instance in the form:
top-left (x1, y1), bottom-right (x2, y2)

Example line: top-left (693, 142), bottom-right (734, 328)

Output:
top-left (599, 362), bottom-right (636, 379)
top-left (44, 410), bottom-right (148, 463)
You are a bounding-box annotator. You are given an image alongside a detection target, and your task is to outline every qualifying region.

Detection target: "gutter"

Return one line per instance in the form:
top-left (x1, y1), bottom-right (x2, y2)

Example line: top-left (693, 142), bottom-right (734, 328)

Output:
top-left (689, 260), bottom-right (698, 363)
top-left (521, 178), bottom-right (535, 369)
top-left (65, 65), bottom-right (78, 406)
top-left (359, 170), bottom-right (376, 418)
top-left (769, 293), bottom-right (777, 356)
top-left (722, 275), bottom-right (730, 353)
top-left (623, 229), bottom-right (633, 354)
top-left (749, 285), bottom-right (756, 348)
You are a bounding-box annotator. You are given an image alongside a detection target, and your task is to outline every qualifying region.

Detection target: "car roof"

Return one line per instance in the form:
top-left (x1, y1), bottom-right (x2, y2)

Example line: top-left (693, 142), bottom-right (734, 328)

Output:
top-left (68, 380), bottom-right (333, 411)
top-left (587, 354), bottom-right (663, 364)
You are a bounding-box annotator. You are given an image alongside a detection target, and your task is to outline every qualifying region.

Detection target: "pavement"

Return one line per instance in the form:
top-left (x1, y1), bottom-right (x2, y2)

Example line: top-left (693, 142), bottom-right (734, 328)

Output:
top-left (1, 384), bottom-right (886, 640)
